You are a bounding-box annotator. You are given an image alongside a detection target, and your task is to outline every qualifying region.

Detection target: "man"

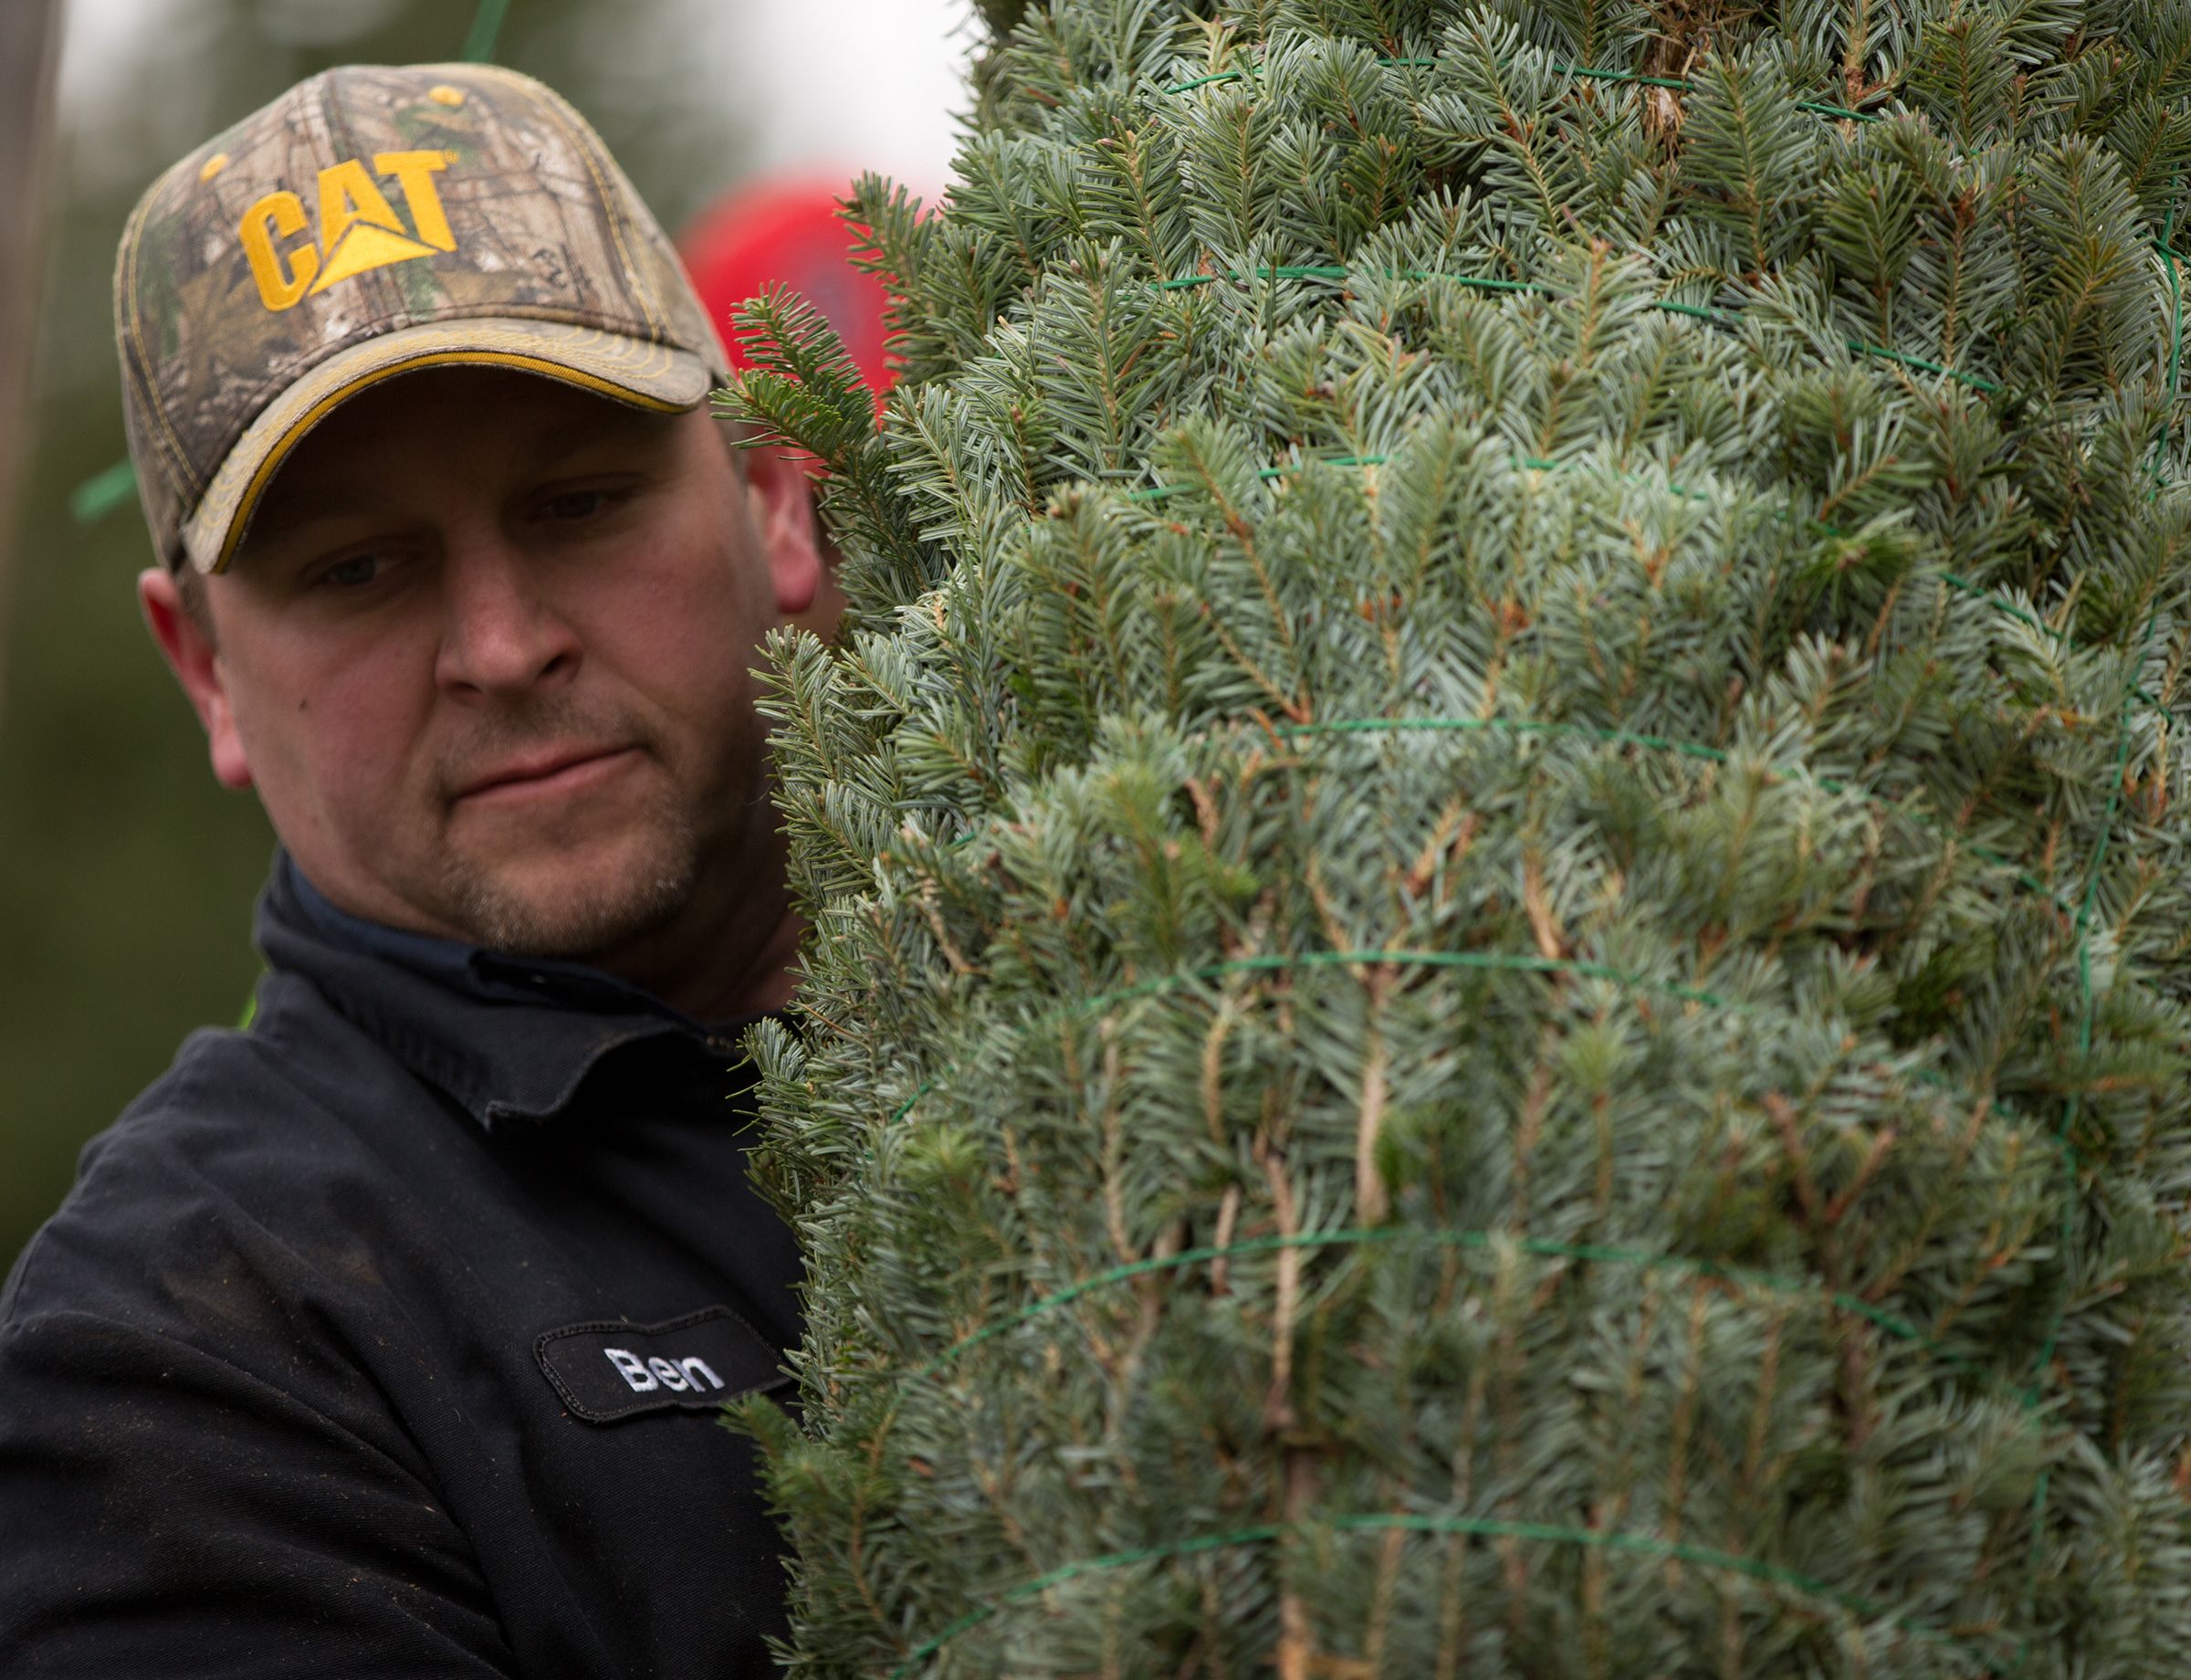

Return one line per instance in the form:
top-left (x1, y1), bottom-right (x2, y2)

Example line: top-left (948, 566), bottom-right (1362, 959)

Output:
top-left (0, 64), bottom-right (838, 1675)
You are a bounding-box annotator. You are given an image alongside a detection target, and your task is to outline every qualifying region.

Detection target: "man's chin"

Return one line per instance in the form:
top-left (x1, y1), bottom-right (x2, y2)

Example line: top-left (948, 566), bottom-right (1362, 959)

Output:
top-left (435, 834), bottom-right (697, 962)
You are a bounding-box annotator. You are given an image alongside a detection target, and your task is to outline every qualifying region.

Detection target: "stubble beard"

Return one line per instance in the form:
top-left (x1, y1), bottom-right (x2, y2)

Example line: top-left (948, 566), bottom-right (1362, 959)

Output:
top-left (419, 693), bottom-right (718, 961)
top-left (436, 788), bottom-right (704, 961)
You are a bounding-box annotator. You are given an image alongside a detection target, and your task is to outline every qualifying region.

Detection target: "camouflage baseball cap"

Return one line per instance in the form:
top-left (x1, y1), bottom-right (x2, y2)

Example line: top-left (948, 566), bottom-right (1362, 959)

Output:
top-left (114, 63), bottom-right (729, 574)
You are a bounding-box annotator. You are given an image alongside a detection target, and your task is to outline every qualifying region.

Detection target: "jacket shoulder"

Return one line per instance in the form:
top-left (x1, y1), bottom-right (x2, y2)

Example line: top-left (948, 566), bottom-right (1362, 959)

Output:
top-left (0, 1006), bottom-right (514, 1673)
top-left (2, 976), bottom-right (447, 1335)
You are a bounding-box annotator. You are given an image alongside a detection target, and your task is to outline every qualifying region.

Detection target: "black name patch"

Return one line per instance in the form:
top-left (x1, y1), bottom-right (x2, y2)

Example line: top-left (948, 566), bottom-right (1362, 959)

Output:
top-left (535, 1307), bottom-right (790, 1424)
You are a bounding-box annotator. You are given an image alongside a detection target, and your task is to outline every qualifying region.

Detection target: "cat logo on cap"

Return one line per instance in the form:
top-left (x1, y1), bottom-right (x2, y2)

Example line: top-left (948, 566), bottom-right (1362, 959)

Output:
top-left (238, 151), bottom-right (456, 311)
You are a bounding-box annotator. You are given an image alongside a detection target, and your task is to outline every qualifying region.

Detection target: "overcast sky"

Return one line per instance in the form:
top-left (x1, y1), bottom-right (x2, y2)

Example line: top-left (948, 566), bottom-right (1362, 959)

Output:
top-left (710, 0), bottom-right (971, 188)
top-left (58, 0), bottom-right (972, 195)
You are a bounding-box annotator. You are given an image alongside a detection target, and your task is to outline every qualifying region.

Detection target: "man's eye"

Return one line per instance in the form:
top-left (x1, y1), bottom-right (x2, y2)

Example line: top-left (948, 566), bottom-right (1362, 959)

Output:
top-left (318, 554), bottom-right (384, 589)
top-left (542, 488), bottom-right (613, 521)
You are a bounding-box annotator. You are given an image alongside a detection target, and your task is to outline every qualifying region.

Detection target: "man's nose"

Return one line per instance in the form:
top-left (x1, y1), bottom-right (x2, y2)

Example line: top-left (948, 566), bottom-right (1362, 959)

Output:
top-left (434, 534), bottom-right (579, 698)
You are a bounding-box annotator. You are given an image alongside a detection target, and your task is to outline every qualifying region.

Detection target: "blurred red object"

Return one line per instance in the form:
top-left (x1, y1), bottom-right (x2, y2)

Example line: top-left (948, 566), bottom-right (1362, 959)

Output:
top-left (679, 178), bottom-right (896, 405)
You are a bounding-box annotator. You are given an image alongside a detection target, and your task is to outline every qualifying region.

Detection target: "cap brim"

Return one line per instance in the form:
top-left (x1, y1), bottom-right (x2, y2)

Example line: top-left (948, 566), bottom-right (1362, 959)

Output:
top-left (179, 318), bottom-right (714, 574)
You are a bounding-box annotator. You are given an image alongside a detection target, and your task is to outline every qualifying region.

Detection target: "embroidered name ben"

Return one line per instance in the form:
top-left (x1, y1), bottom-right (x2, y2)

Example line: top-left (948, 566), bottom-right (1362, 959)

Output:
top-left (239, 152), bottom-right (456, 311)
top-left (534, 1307), bottom-right (787, 1424)
top-left (603, 1348), bottom-right (725, 1395)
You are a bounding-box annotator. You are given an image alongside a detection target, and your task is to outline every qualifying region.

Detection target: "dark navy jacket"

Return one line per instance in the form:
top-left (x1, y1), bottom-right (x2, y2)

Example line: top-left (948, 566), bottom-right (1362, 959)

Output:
top-left (0, 856), bottom-right (803, 1675)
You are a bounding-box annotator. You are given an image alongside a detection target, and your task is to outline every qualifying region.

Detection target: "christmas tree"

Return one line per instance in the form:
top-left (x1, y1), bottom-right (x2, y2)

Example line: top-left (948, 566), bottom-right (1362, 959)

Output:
top-left (727, 1), bottom-right (2191, 1672)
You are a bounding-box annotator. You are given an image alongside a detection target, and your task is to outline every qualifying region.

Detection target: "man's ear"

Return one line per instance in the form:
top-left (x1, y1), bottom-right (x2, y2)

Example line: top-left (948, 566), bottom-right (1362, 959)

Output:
top-left (139, 567), bottom-right (253, 792)
top-left (738, 443), bottom-right (844, 635)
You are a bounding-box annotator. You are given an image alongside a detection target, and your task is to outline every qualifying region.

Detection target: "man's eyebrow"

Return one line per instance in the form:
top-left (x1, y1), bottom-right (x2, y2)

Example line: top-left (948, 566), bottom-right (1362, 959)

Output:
top-left (236, 405), bottom-right (672, 557)
top-left (236, 485), bottom-right (393, 554)
top-left (526, 407), bottom-right (669, 470)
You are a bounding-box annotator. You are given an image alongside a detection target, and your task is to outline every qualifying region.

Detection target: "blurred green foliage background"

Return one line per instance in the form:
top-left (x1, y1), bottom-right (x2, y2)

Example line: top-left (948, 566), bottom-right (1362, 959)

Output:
top-left (3, 0), bottom-right (775, 1269)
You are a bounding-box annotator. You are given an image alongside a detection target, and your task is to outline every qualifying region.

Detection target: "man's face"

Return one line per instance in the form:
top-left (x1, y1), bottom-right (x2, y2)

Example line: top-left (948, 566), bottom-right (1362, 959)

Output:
top-left (149, 368), bottom-right (821, 968)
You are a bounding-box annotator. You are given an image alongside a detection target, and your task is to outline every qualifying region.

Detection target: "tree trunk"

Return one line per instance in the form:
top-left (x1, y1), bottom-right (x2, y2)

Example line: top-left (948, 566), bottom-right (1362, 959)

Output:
top-left (0, 0), bottom-right (62, 721)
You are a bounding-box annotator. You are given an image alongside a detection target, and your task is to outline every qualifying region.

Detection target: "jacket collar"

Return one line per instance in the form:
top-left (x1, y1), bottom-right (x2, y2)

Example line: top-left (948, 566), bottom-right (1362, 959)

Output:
top-left (254, 853), bottom-right (753, 1128)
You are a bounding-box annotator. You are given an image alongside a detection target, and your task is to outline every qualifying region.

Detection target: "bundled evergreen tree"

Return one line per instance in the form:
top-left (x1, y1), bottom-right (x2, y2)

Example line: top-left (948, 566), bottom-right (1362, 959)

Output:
top-left (725, 1), bottom-right (2191, 1672)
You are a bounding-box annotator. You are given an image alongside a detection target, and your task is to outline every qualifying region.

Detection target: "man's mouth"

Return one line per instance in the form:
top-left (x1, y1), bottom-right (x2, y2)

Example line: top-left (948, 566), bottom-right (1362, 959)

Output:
top-left (453, 745), bottom-right (640, 805)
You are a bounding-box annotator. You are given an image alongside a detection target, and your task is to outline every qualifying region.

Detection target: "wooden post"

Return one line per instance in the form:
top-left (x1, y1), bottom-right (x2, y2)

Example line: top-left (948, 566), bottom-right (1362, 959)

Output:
top-left (0, 0), bottom-right (64, 721)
